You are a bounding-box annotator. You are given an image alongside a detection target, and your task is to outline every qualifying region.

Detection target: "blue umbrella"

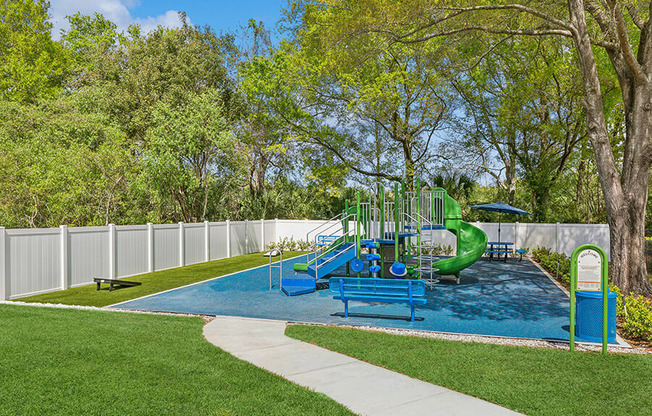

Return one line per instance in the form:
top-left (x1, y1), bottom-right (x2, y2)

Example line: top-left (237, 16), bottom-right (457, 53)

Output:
top-left (471, 202), bottom-right (532, 242)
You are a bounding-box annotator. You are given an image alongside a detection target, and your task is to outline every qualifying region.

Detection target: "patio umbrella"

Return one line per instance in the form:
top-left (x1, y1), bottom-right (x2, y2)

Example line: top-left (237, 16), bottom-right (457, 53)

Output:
top-left (470, 202), bottom-right (532, 242)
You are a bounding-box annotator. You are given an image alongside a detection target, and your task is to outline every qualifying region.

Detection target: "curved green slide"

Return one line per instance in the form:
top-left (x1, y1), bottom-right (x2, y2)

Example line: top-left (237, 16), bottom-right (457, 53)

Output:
top-left (432, 191), bottom-right (488, 277)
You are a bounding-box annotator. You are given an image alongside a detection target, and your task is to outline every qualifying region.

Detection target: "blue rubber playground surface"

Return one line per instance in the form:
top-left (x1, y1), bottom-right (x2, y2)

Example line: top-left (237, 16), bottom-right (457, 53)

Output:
top-left (111, 256), bottom-right (607, 343)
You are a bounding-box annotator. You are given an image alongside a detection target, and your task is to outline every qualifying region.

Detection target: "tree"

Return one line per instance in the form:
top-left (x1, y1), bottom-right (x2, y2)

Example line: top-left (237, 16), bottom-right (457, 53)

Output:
top-left (286, 8), bottom-right (453, 190)
top-left (144, 91), bottom-right (239, 222)
top-left (300, 0), bottom-right (651, 294)
top-left (452, 36), bottom-right (587, 220)
top-left (0, 0), bottom-right (68, 102)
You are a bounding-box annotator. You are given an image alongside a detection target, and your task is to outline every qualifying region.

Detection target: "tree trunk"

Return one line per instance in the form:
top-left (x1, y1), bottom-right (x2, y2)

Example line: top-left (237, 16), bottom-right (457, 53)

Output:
top-left (568, 0), bottom-right (652, 294)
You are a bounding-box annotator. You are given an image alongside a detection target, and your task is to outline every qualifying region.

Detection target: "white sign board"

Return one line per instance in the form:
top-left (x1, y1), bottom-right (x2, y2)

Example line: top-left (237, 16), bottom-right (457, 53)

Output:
top-left (577, 249), bottom-right (602, 291)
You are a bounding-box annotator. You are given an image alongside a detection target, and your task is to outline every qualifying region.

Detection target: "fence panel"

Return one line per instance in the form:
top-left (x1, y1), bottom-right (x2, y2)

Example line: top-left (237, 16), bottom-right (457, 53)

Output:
top-left (229, 221), bottom-right (247, 257)
top-left (209, 222), bottom-right (228, 260)
top-left (557, 224), bottom-right (610, 258)
top-left (246, 221), bottom-right (261, 253)
top-left (7, 228), bottom-right (61, 298)
top-left (518, 223), bottom-right (557, 252)
top-left (264, 221), bottom-right (276, 249)
top-left (153, 224), bottom-right (179, 270)
top-left (69, 227), bottom-right (109, 286)
top-left (184, 223), bottom-right (205, 265)
top-left (276, 220), bottom-right (308, 242)
top-left (116, 225), bottom-right (149, 278)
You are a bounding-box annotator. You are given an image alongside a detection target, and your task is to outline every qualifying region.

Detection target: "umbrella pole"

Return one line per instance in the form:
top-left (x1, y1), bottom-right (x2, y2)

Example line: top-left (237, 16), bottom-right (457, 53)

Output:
top-left (498, 213), bottom-right (501, 243)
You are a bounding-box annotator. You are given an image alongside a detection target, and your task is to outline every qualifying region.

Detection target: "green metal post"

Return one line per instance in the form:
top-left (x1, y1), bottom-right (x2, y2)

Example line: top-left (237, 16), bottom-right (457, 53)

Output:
top-left (380, 185), bottom-right (385, 278)
top-left (344, 200), bottom-right (350, 277)
top-left (356, 192), bottom-right (361, 278)
top-left (602, 253), bottom-right (609, 355)
top-left (416, 178), bottom-right (421, 256)
top-left (394, 183), bottom-right (399, 263)
top-left (368, 191), bottom-right (372, 240)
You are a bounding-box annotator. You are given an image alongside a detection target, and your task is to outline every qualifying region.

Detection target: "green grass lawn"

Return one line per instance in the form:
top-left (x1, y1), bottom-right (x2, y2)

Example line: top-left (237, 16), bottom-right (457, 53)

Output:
top-left (0, 304), bottom-right (352, 416)
top-left (287, 325), bottom-right (652, 416)
top-left (17, 251), bottom-right (303, 307)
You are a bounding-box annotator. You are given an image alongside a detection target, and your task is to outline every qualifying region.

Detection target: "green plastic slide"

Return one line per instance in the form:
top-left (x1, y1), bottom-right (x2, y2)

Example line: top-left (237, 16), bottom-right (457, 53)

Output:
top-left (432, 192), bottom-right (488, 276)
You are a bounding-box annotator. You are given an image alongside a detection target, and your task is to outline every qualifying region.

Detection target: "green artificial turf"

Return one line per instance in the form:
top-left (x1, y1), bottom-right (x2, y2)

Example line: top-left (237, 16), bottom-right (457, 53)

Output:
top-left (0, 304), bottom-right (352, 416)
top-left (287, 325), bottom-right (652, 416)
top-left (17, 251), bottom-right (302, 307)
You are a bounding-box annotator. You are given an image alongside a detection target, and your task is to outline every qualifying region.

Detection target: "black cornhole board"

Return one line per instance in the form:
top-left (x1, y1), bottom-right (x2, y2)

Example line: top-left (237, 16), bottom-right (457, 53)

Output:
top-left (94, 278), bottom-right (142, 292)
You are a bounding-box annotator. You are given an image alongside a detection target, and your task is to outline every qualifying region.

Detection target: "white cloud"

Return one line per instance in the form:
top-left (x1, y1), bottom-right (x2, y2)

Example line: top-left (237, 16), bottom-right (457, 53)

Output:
top-left (49, 0), bottom-right (188, 39)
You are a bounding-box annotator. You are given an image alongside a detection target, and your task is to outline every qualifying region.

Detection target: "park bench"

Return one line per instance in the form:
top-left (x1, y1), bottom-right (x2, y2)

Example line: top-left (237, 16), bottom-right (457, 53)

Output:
top-left (94, 277), bottom-right (142, 292)
top-left (329, 277), bottom-right (427, 322)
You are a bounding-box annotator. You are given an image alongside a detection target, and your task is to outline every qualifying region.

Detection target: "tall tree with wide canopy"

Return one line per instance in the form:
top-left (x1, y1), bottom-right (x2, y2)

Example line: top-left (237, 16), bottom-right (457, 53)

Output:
top-left (279, 3), bottom-right (454, 189)
top-left (452, 36), bottom-right (587, 220)
top-left (302, 0), bottom-right (652, 294)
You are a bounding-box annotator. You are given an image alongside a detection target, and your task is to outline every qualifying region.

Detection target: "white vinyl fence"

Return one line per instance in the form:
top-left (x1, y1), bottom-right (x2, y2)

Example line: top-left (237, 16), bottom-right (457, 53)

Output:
top-left (0, 220), bottom-right (610, 300)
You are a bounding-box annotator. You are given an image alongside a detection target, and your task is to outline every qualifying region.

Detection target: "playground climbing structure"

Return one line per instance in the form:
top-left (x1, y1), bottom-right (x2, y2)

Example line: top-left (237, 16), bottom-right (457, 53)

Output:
top-left (287, 179), bottom-right (488, 295)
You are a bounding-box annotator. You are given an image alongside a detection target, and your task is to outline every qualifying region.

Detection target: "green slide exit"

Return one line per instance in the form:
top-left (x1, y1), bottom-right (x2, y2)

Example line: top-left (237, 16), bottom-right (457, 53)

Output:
top-left (432, 192), bottom-right (488, 276)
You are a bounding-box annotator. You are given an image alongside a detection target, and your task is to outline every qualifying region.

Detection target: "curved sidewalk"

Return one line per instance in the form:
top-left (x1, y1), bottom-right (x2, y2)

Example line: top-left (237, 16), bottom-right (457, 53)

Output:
top-left (203, 316), bottom-right (524, 416)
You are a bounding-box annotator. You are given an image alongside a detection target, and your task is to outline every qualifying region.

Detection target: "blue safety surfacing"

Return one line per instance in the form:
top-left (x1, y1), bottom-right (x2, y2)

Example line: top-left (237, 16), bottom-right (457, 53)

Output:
top-left (110, 256), bottom-right (611, 343)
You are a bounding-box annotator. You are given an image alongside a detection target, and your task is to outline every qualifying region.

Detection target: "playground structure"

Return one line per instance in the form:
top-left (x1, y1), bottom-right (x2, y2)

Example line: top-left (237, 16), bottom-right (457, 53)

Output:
top-left (283, 179), bottom-right (488, 296)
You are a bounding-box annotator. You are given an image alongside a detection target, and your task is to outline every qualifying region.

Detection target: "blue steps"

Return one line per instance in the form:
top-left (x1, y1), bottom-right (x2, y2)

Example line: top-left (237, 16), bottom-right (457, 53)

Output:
top-left (307, 242), bottom-right (356, 279)
top-left (281, 274), bottom-right (316, 296)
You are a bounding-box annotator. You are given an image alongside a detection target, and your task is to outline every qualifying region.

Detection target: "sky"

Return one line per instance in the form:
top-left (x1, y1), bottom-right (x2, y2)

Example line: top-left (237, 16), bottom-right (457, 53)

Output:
top-left (49, 0), bottom-right (286, 39)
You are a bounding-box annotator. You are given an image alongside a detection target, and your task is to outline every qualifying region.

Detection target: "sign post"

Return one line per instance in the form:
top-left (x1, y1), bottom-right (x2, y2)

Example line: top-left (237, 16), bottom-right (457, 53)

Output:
top-left (570, 244), bottom-right (609, 355)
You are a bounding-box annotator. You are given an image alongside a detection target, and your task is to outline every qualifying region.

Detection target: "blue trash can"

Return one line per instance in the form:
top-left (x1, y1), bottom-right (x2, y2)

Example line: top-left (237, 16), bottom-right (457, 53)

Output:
top-left (575, 290), bottom-right (617, 343)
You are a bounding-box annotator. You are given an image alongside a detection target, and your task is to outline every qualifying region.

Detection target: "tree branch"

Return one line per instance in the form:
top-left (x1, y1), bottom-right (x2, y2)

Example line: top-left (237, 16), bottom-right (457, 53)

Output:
top-left (388, 25), bottom-right (617, 50)
top-left (625, 2), bottom-right (645, 29)
top-left (609, 1), bottom-right (648, 83)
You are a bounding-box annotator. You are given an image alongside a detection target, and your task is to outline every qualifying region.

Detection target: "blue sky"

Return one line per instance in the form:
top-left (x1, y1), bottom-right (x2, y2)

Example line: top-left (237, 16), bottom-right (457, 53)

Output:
top-left (49, 0), bottom-right (286, 38)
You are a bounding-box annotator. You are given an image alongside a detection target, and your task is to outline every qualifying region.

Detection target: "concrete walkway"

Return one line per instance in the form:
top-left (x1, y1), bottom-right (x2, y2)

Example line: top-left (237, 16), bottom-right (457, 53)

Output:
top-left (203, 316), bottom-right (524, 416)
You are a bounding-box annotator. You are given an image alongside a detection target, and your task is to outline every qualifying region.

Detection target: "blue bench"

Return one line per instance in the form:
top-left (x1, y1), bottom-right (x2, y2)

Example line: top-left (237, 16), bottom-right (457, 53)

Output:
top-left (329, 277), bottom-right (427, 322)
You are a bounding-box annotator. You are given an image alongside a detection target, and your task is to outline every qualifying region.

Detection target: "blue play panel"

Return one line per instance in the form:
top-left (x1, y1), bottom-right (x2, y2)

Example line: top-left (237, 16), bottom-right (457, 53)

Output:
top-left (110, 256), bottom-right (616, 343)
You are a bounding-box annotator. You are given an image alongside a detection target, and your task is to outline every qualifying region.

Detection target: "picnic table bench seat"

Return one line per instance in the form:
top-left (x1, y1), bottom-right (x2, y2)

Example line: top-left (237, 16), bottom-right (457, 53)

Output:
top-left (329, 277), bottom-right (427, 322)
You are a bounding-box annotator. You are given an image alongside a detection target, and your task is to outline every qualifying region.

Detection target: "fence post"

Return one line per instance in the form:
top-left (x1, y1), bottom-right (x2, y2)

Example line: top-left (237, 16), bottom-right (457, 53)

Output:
top-left (147, 223), bottom-right (154, 273)
top-left (204, 221), bottom-right (210, 262)
top-left (515, 222), bottom-right (519, 250)
top-left (226, 220), bottom-right (231, 258)
top-left (260, 219), bottom-right (265, 251)
top-left (556, 222), bottom-right (560, 254)
top-left (275, 218), bottom-right (279, 245)
top-left (109, 224), bottom-right (116, 279)
top-left (60, 225), bottom-right (70, 290)
top-left (245, 220), bottom-right (249, 255)
top-left (179, 222), bottom-right (185, 267)
top-left (0, 227), bottom-right (8, 300)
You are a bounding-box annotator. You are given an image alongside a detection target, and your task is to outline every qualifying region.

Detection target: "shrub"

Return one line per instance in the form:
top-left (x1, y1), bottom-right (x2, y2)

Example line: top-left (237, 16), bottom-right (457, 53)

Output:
top-left (611, 286), bottom-right (652, 343)
top-left (266, 237), bottom-right (314, 252)
top-left (531, 247), bottom-right (571, 285)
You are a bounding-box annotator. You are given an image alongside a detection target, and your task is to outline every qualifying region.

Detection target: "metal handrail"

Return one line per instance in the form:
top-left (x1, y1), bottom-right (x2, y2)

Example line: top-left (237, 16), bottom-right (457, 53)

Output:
top-left (307, 213), bottom-right (356, 264)
top-left (314, 235), bottom-right (357, 280)
top-left (304, 211), bottom-right (346, 262)
top-left (306, 212), bottom-right (345, 243)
